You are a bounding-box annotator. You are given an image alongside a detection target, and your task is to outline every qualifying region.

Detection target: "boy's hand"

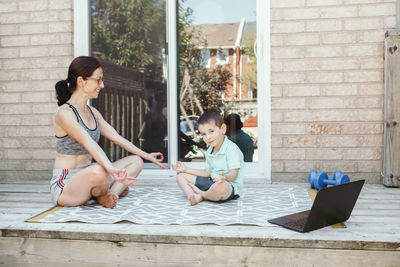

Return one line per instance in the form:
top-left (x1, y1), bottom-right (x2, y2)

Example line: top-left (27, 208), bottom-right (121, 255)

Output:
top-left (213, 172), bottom-right (226, 183)
top-left (172, 161), bottom-right (186, 173)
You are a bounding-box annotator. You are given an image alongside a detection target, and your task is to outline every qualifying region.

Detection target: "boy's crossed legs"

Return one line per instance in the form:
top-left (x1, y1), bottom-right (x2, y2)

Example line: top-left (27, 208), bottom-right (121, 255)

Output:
top-left (176, 173), bottom-right (233, 205)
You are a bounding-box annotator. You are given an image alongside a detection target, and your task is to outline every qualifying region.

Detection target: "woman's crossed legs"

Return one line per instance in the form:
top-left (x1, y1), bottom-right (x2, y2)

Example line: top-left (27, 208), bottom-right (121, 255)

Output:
top-left (57, 155), bottom-right (143, 208)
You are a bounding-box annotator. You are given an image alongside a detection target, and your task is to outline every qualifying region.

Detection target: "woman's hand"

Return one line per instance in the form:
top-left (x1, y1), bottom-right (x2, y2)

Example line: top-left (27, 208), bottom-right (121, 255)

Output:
top-left (147, 152), bottom-right (168, 169)
top-left (172, 161), bottom-right (187, 173)
top-left (109, 168), bottom-right (137, 186)
top-left (213, 172), bottom-right (226, 183)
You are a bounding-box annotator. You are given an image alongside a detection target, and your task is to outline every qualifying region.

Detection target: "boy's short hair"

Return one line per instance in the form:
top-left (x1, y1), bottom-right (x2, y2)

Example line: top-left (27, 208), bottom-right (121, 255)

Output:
top-left (198, 110), bottom-right (224, 127)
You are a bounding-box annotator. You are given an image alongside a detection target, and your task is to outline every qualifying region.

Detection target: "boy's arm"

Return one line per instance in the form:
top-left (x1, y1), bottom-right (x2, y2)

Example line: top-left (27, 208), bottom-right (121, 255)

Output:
top-left (213, 169), bottom-right (239, 183)
top-left (185, 166), bottom-right (211, 178)
top-left (224, 169), bottom-right (239, 182)
top-left (218, 142), bottom-right (243, 182)
top-left (172, 161), bottom-right (211, 177)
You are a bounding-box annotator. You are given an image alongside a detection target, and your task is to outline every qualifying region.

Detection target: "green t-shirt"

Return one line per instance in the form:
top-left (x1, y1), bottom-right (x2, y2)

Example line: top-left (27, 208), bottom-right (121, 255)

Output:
top-left (205, 136), bottom-right (245, 196)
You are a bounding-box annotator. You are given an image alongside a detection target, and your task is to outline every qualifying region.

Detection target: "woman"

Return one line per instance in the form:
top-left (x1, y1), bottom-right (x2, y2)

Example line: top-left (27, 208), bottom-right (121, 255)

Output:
top-left (51, 56), bottom-right (167, 208)
top-left (225, 113), bottom-right (254, 162)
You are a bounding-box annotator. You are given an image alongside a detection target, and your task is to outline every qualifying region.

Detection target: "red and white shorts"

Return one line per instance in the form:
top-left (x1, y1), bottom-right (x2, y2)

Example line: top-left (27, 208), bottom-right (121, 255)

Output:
top-left (49, 167), bottom-right (86, 205)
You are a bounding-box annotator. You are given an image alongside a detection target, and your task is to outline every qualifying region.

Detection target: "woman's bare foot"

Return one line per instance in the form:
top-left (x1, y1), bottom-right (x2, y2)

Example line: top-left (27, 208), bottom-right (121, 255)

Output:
top-left (97, 193), bottom-right (118, 208)
top-left (188, 194), bottom-right (203, 206)
top-left (119, 187), bottom-right (129, 198)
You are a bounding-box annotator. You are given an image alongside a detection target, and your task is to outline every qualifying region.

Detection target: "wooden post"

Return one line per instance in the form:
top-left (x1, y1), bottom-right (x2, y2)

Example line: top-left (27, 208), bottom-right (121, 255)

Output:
top-left (397, 0), bottom-right (400, 29)
top-left (383, 30), bottom-right (400, 187)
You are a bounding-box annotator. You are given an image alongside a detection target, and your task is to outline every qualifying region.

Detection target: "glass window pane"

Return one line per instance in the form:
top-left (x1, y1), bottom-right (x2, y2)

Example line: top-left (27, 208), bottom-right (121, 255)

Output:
top-left (216, 49), bottom-right (229, 65)
top-left (201, 50), bottom-right (211, 68)
top-left (90, 0), bottom-right (168, 167)
top-left (178, 0), bottom-right (257, 163)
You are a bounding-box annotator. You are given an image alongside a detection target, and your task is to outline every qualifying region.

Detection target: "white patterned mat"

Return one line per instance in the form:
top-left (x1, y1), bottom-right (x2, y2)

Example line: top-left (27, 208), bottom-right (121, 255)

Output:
top-left (32, 186), bottom-right (312, 226)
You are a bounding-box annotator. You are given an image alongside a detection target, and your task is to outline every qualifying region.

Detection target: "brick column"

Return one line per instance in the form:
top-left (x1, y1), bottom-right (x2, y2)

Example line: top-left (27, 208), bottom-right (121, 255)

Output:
top-left (0, 0), bottom-right (73, 180)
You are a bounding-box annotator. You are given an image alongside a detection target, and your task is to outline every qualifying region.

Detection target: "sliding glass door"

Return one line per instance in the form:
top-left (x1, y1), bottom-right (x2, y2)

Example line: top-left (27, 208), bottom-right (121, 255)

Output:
top-left (76, 0), bottom-right (269, 179)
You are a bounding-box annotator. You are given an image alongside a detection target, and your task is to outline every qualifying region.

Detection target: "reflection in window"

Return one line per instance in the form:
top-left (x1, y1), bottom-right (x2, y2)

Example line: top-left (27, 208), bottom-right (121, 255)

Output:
top-left (201, 50), bottom-right (211, 68)
top-left (216, 49), bottom-right (229, 65)
top-left (178, 0), bottom-right (258, 163)
top-left (90, 0), bottom-right (168, 166)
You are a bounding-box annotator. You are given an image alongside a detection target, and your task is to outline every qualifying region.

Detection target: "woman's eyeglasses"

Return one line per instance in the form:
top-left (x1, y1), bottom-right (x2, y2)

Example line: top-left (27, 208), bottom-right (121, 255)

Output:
top-left (86, 77), bottom-right (104, 85)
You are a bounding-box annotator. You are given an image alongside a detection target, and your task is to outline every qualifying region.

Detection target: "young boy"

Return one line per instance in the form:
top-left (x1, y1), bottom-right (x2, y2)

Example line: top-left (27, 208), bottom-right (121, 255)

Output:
top-left (172, 111), bottom-right (244, 205)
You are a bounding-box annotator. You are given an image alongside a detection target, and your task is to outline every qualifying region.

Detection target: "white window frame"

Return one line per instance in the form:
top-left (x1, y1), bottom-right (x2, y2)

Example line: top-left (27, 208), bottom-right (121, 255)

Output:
top-left (73, 0), bottom-right (90, 57)
top-left (74, 0), bottom-right (271, 181)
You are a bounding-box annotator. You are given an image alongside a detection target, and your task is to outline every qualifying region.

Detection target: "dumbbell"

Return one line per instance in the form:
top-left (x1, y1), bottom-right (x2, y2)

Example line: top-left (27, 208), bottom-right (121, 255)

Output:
top-left (308, 170), bottom-right (350, 190)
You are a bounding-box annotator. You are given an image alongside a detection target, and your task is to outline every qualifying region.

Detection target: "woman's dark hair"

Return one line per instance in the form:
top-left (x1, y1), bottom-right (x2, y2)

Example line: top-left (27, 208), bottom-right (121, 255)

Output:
top-left (55, 56), bottom-right (101, 106)
top-left (225, 113), bottom-right (243, 132)
top-left (198, 110), bottom-right (224, 127)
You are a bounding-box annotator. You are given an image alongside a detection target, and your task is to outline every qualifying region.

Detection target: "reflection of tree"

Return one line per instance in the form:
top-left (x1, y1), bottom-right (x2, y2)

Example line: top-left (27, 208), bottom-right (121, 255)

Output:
top-left (178, 1), bottom-right (233, 160)
top-left (240, 34), bottom-right (257, 97)
top-left (91, 0), bottom-right (168, 162)
top-left (178, 1), bottom-right (233, 125)
top-left (91, 0), bottom-right (166, 80)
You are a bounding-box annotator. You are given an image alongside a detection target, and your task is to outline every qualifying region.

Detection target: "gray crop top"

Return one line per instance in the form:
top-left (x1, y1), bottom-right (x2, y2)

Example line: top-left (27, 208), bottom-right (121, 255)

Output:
top-left (55, 103), bottom-right (100, 155)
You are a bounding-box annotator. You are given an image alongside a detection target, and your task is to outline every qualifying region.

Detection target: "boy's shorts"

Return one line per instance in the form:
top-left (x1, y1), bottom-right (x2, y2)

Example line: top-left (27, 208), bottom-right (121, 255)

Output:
top-left (49, 166), bottom-right (87, 205)
top-left (195, 176), bottom-right (239, 202)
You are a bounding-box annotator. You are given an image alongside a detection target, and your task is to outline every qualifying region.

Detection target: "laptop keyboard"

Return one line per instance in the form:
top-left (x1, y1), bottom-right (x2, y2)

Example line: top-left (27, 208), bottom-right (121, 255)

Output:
top-left (268, 210), bottom-right (311, 231)
top-left (276, 210), bottom-right (311, 230)
top-left (282, 217), bottom-right (308, 230)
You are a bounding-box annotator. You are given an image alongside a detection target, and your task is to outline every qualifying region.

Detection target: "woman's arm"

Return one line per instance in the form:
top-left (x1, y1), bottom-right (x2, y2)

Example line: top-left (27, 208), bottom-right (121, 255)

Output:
top-left (92, 107), bottom-right (167, 169)
top-left (172, 161), bottom-right (211, 177)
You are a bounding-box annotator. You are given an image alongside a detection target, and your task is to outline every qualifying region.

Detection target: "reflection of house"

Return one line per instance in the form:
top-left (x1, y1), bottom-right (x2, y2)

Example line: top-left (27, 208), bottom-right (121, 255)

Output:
top-left (193, 19), bottom-right (256, 101)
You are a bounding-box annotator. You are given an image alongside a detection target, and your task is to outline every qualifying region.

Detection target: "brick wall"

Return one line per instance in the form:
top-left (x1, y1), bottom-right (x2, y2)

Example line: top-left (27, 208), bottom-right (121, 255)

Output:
top-left (0, 0), bottom-right (73, 181)
top-left (0, 0), bottom-right (396, 183)
top-left (270, 0), bottom-right (396, 183)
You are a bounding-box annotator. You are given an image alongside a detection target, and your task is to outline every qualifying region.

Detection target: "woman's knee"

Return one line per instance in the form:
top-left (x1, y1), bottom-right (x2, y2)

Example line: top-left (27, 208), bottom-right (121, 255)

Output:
top-left (127, 155), bottom-right (144, 170)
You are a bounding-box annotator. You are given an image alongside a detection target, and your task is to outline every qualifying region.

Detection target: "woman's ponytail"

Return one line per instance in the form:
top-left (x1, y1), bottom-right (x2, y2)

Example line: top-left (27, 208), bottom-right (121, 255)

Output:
top-left (55, 79), bottom-right (72, 106)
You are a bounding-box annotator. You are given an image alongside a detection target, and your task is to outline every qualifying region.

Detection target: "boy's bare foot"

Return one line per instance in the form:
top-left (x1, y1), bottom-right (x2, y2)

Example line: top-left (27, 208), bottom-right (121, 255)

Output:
top-left (97, 193), bottom-right (119, 208)
top-left (119, 187), bottom-right (129, 198)
top-left (188, 194), bottom-right (203, 206)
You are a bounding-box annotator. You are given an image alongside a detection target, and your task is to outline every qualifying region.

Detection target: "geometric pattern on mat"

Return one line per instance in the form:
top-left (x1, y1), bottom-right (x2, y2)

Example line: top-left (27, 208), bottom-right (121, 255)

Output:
top-left (35, 186), bottom-right (312, 226)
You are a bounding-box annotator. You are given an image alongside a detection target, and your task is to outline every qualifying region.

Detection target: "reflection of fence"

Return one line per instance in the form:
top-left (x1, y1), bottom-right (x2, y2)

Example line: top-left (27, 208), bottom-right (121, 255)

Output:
top-left (141, 80), bottom-right (168, 161)
top-left (92, 59), bottom-right (146, 162)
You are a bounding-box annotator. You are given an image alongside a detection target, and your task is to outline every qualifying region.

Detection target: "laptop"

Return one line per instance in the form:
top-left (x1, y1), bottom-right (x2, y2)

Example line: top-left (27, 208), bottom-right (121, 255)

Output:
top-left (268, 179), bottom-right (365, 233)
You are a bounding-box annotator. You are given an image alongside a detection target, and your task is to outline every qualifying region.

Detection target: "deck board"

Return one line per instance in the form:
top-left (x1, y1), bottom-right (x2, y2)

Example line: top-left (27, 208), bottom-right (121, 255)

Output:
top-left (1, 181), bottom-right (400, 252)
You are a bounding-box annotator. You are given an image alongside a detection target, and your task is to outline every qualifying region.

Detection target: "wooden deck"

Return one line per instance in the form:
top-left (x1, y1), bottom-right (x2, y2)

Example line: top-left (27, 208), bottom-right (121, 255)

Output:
top-left (1, 180), bottom-right (400, 266)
